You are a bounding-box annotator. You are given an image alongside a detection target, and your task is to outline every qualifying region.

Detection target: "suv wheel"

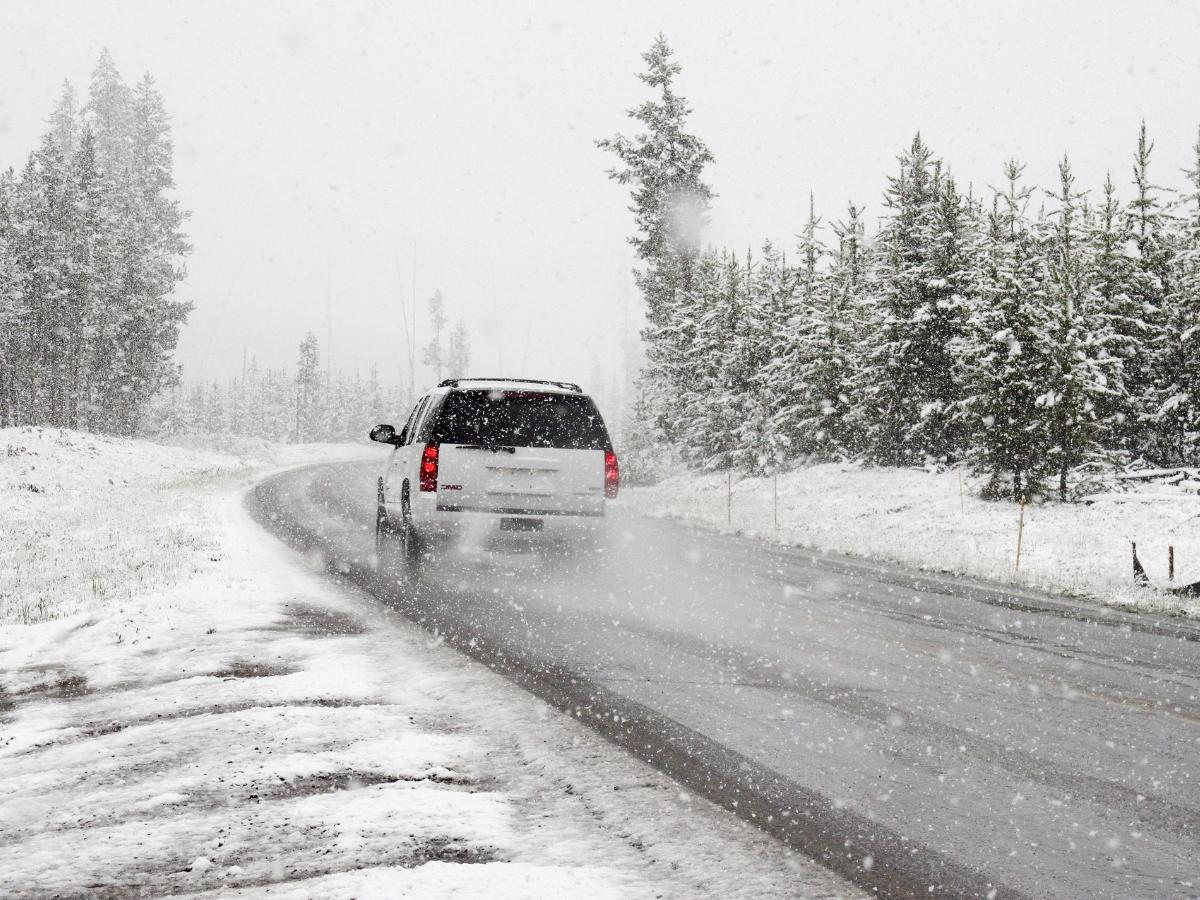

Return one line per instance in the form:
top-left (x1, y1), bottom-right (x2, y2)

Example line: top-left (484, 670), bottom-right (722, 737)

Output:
top-left (374, 479), bottom-right (401, 570)
top-left (398, 484), bottom-right (422, 571)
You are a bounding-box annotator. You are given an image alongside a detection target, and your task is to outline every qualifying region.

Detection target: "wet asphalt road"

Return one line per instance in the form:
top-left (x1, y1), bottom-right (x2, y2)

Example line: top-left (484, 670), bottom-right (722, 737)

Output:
top-left (250, 461), bottom-right (1200, 900)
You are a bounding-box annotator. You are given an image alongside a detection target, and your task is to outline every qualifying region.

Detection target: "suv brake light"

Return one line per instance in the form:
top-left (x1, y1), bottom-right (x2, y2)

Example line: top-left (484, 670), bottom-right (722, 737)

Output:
top-left (604, 451), bottom-right (619, 499)
top-left (419, 442), bottom-right (439, 491)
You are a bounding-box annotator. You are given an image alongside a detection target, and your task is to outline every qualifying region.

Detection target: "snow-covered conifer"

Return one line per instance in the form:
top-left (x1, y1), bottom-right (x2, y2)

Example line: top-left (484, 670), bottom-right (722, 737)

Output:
top-left (596, 35), bottom-right (714, 326)
top-left (1153, 128), bottom-right (1200, 464)
top-left (421, 290), bottom-right (447, 382)
top-left (763, 199), bottom-right (833, 459)
top-left (0, 169), bottom-right (22, 426)
top-left (859, 136), bottom-right (972, 465)
top-left (1086, 174), bottom-right (1140, 451)
top-left (791, 203), bottom-right (868, 459)
top-left (732, 242), bottom-right (797, 473)
top-left (958, 162), bottom-right (1052, 499)
top-left (1038, 157), bottom-right (1121, 498)
top-left (598, 36), bottom-right (715, 469)
top-left (296, 333), bottom-right (322, 442)
top-left (1123, 123), bottom-right (1175, 460)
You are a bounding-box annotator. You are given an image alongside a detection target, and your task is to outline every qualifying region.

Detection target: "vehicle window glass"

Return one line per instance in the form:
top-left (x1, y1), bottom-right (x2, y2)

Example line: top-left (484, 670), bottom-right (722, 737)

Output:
top-left (404, 397), bottom-right (428, 445)
top-left (432, 390), bottom-right (611, 450)
top-left (400, 400), bottom-right (422, 444)
top-left (414, 395), bottom-right (446, 444)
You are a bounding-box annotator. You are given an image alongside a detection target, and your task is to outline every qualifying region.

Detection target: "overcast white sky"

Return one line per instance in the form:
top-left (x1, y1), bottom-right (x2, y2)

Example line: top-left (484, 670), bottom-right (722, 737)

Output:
top-left (4, 0), bottom-right (1200, 395)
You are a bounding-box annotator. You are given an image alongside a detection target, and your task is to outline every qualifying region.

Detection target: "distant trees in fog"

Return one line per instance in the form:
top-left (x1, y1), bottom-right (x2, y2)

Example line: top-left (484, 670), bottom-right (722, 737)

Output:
top-left (421, 289), bottom-right (471, 383)
top-left (144, 283), bottom-right (477, 442)
top-left (0, 51), bottom-right (191, 435)
top-left (446, 320), bottom-right (470, 380)
top-left (143, 333), bottom-right (409, 443)
top-left (145, 302), bottom-right (476, 440)
top-left (602, 37), bottom-right (1200, 500)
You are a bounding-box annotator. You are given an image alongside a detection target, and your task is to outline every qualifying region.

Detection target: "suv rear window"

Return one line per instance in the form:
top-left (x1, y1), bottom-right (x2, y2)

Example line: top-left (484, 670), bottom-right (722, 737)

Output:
top-left (432, 390), bottom-right (611, 450)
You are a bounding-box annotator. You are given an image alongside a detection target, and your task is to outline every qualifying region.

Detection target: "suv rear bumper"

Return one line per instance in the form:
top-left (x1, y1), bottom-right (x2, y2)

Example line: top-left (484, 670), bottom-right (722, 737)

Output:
top-left (387, 498), bottom-right (605, 543)
top-left (433, 502), bottom-right (604, 517)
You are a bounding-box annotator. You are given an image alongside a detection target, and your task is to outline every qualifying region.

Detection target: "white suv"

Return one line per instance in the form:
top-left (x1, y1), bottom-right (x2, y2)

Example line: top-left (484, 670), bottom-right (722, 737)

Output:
top-left (370, 378), bottom-right (619, 566)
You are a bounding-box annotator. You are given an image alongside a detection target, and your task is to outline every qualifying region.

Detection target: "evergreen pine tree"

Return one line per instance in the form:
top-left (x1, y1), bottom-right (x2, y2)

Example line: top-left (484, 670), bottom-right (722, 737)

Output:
top-left (86, 50), bottom-right (134, 176)
top-left (764, 199), bottom-right (830, 458)
top-left (598, 36), bottom-right (714, 472)
top-left (1038, 157), bottom-right (1120, 498)
top-left (421, 290), bottom-right (447, 382)
top-left (680, 251), bottom-right (748, 469)
top-left (296, 333), bottom-right (322, 442)
top-left (732, 242), bottom-right (795, 473)
top-left (8, 156), bottom-right (47, 425)
top-left (1154, 128), bottom-right (1200, 464)
top-left (65, 127), bottom-right (107, 429)
top-left (47, 82), bottom-right (80, 161)
top-left (788, 202), bottom-right (868, 459)
top-left (1124, 123), bottom-right (1175, 460)
top-left (0, 168), bottom-right (22, 426)
top-left (1087, 173), bottom-right (1140, 450)
top-left (597, 34), bottom-right (714, 325)
top-left (959, 162), bottom-right (1053, 500)
top-left (860, 135), bottom-right (971, 466)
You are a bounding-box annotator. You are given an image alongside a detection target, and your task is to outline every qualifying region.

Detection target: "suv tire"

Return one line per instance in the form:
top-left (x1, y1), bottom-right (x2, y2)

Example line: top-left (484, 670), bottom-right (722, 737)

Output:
top-left (398, 483), bottom-right (423, 572)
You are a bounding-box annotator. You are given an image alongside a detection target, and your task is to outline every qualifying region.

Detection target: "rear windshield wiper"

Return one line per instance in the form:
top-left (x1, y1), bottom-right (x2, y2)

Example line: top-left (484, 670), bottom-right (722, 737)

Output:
top-left (454, 444), bottom-right (517, 454)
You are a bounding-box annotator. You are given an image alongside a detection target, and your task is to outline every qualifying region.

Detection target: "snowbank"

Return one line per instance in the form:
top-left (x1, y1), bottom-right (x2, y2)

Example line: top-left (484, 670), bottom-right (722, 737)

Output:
top-left (626, 463), bottom-right (1200, 616)
top-left (0, 427), bottom-right (373, 624)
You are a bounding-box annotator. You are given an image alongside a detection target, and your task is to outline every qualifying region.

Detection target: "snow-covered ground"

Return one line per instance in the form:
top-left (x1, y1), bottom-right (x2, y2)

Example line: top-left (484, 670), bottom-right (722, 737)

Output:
top-left (0, 428), bottom-right (859, 898)
top-left (0, 427), bottom-right (374, 624)
top-left (626, 463), bottom-right (1200, 617)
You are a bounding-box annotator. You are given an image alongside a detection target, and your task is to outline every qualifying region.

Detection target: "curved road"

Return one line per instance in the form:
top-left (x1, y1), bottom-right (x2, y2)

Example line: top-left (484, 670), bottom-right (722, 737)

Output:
top-left (250, 461), bottom-right (1200, 900)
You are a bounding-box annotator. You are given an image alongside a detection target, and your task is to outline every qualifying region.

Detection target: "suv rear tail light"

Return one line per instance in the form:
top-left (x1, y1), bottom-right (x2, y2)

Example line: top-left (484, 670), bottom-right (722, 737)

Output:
top-left (419, 442), bottom-right (439, 492)
top-left (604, 451), bottom-right (619, 499)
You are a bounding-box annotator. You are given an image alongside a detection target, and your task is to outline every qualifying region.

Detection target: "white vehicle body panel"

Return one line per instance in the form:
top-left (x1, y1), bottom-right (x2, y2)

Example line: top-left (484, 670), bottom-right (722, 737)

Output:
top-left (435, 445), bottom-right (604, 517)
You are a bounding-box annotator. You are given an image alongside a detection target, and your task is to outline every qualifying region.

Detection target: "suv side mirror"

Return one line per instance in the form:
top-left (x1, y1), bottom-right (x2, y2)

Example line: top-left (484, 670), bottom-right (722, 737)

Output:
top-left (369, 424), bottom-right (397, 445)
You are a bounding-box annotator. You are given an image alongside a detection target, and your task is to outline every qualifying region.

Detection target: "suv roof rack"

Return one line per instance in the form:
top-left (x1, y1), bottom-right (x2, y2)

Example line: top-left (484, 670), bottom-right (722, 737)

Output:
top-left (438, 377), bottom-right (582, 393)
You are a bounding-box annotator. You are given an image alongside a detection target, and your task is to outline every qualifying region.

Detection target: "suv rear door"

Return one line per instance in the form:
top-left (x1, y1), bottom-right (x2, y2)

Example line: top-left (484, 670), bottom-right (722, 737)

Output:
top-left (431, 389), bottom-right (609, 517)
top-left (384, 394), bottom-right (431, 505)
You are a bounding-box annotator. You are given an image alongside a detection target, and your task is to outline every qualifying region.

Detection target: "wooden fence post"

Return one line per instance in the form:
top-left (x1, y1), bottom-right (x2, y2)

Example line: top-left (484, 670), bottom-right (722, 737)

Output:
top-left (1014, 496), bottom-right (1027, 574)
